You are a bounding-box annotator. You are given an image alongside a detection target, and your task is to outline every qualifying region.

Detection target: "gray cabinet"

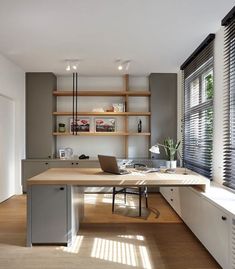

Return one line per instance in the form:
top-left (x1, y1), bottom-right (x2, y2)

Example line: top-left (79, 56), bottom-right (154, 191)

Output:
top-left (26, 73), bottom-right (57, 159)
top-left (150, 73), bottom-right (177, 159)
top-left (22, 160), bottom-right (50, 192)
top-left (31, 185), bottom-right (68, 244)
top-left (27, 184), bottom-right (83, 246)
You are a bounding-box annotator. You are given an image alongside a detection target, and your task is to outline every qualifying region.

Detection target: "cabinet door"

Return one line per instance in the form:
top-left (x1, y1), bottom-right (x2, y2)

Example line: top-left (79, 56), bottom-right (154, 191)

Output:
top-left (26, 73), bottom-right (56, 159)
top-left (160, 187), bottom-right (171, 203)
top-left (22, 161), bottom-right (50, 192)
top-left (50, 161), bottom-right (74, 168)
top-left (31, 185), bottom-right (67, 244)
top-left (179, 187), bottom-right (202, 238)
top-left (200, 199), bottom-right (229, 268)
top-left (171, 187), bottom-right (181, 217)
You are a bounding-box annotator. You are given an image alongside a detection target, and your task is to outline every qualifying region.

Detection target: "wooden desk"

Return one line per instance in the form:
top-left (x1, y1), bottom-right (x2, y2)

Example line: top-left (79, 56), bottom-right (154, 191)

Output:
top-left (27, 168), bottom-right (209, 247)
top-left (27, 167), bottom-right (209, 190)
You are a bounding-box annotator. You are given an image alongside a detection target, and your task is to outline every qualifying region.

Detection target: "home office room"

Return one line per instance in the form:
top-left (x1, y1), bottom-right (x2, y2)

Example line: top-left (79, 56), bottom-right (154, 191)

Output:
top-left (0, 1), bottom-right (235, 269)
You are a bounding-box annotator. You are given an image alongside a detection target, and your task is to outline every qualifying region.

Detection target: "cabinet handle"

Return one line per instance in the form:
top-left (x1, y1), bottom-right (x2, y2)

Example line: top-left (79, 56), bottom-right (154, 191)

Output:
top-left (45, 162), bottom-right (49, 165)
top-left (171, 189), bottom-right (173, 191)
top-left (60, 187), bottom-right (64, 191)
top-left (170, 198), bottom-right (173, 202)
top-left (221, 216), bottom-right (227, 221)
top-left (76, 162), bottom-right (79, 165)
top-left (71, 162), bottom-right (74, 165)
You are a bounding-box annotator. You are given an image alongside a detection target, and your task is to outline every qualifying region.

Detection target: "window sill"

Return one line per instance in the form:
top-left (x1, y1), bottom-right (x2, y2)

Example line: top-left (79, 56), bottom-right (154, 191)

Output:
top-left (190, 181), bottom-right (235, 216)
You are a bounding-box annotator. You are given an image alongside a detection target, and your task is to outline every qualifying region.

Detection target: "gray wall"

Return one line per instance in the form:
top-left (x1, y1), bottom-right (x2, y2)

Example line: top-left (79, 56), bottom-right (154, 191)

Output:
top-left (150, 73), bottom-right (177, 159)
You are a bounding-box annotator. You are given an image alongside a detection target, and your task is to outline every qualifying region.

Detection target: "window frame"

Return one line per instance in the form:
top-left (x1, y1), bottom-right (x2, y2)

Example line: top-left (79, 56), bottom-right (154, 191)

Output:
top-left (183, 58), bottom-right (214, 178)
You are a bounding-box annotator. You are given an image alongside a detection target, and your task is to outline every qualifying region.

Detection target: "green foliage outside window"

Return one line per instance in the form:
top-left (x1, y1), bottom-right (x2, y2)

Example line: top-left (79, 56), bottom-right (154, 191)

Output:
top-left (205, 73), bottom-right (213, 99)
top-left (205, 73), bottom-right (213, 159)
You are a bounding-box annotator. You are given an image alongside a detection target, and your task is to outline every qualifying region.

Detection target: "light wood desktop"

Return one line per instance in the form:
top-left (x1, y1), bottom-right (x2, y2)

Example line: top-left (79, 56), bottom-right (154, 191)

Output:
top-left (27, 167), bottom-right (209, 190)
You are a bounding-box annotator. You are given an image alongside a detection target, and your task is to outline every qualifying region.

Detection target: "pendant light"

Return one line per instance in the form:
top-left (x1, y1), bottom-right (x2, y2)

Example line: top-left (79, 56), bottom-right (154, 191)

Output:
top-left (72, 72), bottom-right (78, 135)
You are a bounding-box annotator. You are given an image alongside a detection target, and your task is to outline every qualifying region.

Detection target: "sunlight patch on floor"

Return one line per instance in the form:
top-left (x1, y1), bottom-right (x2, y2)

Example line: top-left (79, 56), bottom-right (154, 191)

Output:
top-left (118, 235), bottom-right (145, 241)
top-left (101, 193), bottom-right (138, 209)
top-left (91, 236), bottom-right (152, 269)
top-left (84, 194), bottom-right (98, 205)
top-left (57, 235), bottom-right (84, 254)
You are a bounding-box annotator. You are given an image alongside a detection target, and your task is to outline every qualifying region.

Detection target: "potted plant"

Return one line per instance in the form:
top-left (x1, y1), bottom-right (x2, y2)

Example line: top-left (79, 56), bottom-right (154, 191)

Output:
top-left (163, 138), bottom-right (181, 169)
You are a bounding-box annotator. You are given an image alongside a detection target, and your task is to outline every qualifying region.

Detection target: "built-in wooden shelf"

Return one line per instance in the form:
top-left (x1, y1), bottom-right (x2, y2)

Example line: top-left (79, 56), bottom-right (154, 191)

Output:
top-left (53, 90), bottom-right (151, 97)
top-left (52, 75), bottom-right (151, 158)
top-left (53, 111), bottom-right (151, 116)
top-left (53, 132), bottom-right (151, 136)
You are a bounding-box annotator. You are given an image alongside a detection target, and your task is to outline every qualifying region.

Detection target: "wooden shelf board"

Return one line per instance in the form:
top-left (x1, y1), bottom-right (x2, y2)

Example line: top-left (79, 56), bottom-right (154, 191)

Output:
top-left (53, 90), bottom-right (150, 97)
top-left (53, 132), bottom-right (151, 136)
top-left (53, 112), bottom-right (151, 116)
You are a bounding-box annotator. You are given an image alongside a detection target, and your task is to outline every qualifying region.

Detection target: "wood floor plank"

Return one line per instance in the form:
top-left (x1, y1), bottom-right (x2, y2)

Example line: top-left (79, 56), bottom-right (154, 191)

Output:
top-left (0, 194), bottom-right (221, 269)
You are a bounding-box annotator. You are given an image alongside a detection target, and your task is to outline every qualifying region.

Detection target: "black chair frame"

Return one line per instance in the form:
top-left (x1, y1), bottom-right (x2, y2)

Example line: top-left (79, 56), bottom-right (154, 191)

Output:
top-left (112, 186), bottom-right (148, 217)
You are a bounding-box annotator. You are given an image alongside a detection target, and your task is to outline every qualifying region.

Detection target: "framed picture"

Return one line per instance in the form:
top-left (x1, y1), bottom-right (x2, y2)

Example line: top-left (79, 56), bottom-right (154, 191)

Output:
top-left (95, 118), bottom-right (116, 132)
top-left (70, 118), bottom-right (90, 133)
top-left (58, 149), bottom-right (66, 159)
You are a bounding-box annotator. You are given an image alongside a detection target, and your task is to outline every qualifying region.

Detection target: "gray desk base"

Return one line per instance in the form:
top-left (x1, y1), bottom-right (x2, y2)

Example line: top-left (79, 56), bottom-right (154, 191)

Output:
top-left (27, 185), bottom-right (84, 247)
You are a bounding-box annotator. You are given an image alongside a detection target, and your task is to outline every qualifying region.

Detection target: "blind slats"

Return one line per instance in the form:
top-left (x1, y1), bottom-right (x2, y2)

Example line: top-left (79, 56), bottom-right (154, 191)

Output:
top-left (223, 15), bottom-right (235, 190)
top-left (182, 38), bottom-right (214, 179)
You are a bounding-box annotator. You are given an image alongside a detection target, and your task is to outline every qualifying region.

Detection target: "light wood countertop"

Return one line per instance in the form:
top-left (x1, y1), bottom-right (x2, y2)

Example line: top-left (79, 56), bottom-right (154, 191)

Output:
top-left (27, 168), bottom-right (209, 191)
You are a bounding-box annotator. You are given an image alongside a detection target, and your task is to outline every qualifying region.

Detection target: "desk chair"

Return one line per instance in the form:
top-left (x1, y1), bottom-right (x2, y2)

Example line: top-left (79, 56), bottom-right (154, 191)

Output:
top-left (112, 163), bottom-right (148, 217)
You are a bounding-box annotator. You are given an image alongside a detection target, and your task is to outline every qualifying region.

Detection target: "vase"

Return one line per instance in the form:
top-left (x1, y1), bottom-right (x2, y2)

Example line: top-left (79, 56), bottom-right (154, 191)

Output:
top-left (165, 160), bottom-right (177, 169)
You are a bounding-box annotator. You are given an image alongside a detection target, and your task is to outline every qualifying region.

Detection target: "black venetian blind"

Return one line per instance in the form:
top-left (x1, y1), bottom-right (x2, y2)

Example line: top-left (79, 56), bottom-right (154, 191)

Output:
top-left (181, 34), bottom-right (215, 178)
top-left (222, 6), bottom-right (235, 190)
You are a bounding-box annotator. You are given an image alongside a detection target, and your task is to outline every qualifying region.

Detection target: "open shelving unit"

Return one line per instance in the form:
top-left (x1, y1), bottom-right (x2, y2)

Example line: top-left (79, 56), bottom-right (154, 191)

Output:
top-left (53, 111), bottom-right (151, 116)
top-left (53, 90), bottom-right (151, 97)
top-left (53, 132), bottom-right (151, 136)
top-left (53, 74), bottom-right (151, 158)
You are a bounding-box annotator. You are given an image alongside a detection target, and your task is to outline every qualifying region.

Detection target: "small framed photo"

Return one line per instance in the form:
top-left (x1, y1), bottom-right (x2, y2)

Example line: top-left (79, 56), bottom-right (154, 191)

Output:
top-left (58, 149), bottom-right (66, 159)
top-left (70, 118), bottom-right (90, 133)
top-left (95, 118), bottom-right (116, 132)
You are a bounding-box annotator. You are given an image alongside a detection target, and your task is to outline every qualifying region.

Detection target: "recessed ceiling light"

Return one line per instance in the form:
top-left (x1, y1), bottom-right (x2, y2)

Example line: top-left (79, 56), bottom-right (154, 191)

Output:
top-left (116, 59), bottom-right (130, 72)
top-left (72, 64), bottom-right (77, 70)
top-left (65, 59), bottom-right (79, 72)
top-left (118, 65), bottom-right (123, 70)
top-left (66, 64), bottom-right (71, 71)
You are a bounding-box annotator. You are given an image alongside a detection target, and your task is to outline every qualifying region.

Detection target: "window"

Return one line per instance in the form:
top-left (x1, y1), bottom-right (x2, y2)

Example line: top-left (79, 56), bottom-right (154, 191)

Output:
top-left (222, 6), bottom-right (235, 190)
top-left (181, 35), bottom-right (214, 178)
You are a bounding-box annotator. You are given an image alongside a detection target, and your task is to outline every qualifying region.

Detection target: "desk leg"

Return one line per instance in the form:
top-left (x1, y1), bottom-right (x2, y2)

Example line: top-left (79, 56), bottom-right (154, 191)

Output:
top-left (67, 186), bottom-right (84, 246)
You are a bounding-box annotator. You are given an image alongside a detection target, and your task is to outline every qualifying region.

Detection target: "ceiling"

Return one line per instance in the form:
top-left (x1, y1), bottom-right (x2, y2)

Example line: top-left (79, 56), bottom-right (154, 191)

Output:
top-left (0, 0), bottom-right (234, 75)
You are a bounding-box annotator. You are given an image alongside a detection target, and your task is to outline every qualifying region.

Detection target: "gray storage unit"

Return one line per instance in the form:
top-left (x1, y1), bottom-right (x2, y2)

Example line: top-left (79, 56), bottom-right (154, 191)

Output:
top-left (22, 160), bottom-right (50, 192)
top-left (149, 73), bottom-right (177, 159)
top-left (31, 185), bottom-right (68, 244)
top-left (26, 73), bottom-right (57, 159)
top-left (27, 184), bottom-right (83, 246)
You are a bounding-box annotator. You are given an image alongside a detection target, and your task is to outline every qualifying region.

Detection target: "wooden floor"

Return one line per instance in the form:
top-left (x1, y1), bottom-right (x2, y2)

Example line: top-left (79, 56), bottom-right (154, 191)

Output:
top-left (0, 193), bottom-right (221, 269)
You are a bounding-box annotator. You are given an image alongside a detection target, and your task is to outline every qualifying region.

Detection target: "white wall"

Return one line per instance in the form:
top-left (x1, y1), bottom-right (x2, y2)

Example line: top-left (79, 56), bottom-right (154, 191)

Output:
top-left (0, 54), bottom-right (25, 196)
top-left (0, 96), bottom-right (14, 202)
top-left (56, 75), bottom-right (149, 158)
top-left (177, 27), bottom-right (225, 185)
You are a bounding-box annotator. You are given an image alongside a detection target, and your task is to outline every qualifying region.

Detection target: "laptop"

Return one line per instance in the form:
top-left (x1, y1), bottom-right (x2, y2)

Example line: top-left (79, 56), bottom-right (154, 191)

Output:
top-left (98, 155), bottom-right (130, 175)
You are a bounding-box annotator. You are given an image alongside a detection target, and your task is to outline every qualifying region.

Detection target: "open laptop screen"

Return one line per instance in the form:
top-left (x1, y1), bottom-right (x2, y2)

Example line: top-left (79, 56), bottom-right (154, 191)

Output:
top-left (98, 155), bottom-right (121, 174)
